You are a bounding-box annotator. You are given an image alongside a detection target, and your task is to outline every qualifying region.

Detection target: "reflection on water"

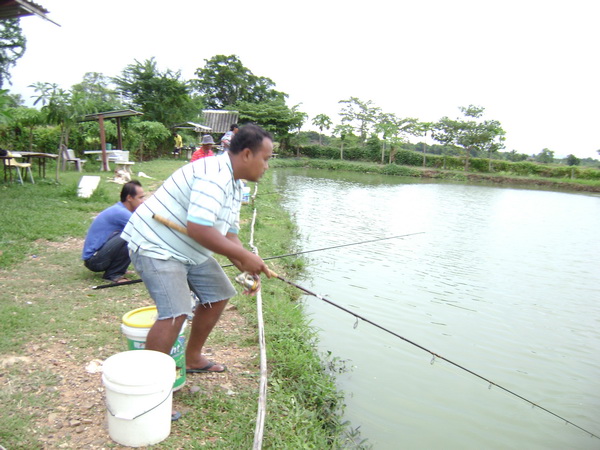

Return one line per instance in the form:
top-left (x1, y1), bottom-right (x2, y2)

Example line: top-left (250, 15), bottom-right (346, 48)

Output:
top-left (273, 168), bottom-right (600, 449)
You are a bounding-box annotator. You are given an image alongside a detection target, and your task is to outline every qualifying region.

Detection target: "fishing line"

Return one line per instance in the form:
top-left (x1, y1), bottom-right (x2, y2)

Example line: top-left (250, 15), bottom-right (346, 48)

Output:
top-left (222, 231), bottom-right (425, 268)
top-left (92, 214), bottom-right (598, 438)
top-left (90, 222), bottom-right (424, 289)
top-left (273, 274), bottom-right (599, 440)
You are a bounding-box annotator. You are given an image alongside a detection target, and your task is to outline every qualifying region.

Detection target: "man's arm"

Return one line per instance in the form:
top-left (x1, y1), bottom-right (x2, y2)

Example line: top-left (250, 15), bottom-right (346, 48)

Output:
top-left (187, 222), bottom-right (270, 277)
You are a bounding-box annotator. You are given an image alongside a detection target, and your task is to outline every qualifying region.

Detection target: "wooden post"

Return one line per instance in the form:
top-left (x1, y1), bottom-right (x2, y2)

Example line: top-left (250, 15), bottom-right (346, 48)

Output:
top-left (99, 115), bottom-right (109, 171)
top-left (116, 117), bottom-right (123, 150)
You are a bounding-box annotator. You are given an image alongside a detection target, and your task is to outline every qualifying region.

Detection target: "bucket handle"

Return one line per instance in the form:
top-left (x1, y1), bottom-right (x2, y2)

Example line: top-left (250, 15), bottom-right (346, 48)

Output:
top-left (106, 389), bottom-right (173, 421)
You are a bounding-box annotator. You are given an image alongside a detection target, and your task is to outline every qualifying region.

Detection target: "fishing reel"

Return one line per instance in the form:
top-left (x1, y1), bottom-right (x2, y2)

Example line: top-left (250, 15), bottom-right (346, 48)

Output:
top-left (234, 272), bottom-right (259, 292)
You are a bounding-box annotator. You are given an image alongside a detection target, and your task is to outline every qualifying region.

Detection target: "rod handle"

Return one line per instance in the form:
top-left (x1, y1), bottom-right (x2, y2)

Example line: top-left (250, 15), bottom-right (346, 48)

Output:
top-left (152, 214), bottom-right (189, 236)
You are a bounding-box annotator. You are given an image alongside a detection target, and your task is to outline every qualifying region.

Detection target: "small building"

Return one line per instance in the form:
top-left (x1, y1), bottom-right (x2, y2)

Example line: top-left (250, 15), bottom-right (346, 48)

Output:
top-left (201, 110), bottom-right (239, 134)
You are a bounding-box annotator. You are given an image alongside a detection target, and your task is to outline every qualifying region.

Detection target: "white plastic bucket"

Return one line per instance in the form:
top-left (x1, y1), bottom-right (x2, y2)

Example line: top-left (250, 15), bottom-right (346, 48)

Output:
top-left (102, 350), bottom-right (175, 447)
top-left (121, 306), bottom-right (186, 390)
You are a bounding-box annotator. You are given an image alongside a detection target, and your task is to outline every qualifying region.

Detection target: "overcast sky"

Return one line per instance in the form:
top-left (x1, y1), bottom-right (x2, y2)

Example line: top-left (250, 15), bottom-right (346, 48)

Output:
top-left (9, 0), bottom-right (600, 159)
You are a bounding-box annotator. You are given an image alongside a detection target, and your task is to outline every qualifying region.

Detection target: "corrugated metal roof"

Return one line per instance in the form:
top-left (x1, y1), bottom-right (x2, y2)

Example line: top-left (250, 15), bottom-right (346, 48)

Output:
top-left (80, 109), bottom-right (143, 122)
top-left (173, 122), bottom-right (212, 132)
top-left (201, 110), bottom-right (239, 134)
top-left (0, 0), bottom-right (59, 26)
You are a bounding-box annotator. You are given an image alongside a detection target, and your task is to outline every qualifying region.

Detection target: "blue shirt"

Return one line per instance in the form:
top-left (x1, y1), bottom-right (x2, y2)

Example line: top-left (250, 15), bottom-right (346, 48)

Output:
top-left (82, 202), bottom-right (132, 260)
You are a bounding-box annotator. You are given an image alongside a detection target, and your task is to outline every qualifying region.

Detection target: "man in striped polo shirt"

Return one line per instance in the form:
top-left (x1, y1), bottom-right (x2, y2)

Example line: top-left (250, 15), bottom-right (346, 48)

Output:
top-left (122, 124), bottom-right (273, 374)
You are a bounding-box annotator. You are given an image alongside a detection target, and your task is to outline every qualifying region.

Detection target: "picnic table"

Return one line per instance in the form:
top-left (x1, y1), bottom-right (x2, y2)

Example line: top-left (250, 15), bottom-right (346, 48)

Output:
top-left (2, 152), bottom-right (57, 183)
top-left (18, 152), bottom-right (58, 178)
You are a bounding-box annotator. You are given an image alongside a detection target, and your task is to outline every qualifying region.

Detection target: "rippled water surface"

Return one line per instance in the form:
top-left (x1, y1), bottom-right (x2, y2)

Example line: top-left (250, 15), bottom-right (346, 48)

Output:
top-left (272, 169), bottom-right (600, 449)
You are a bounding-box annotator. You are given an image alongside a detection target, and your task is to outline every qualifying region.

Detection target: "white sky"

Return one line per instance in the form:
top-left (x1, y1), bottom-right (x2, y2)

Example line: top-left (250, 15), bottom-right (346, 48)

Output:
top-left (8, 0), bottom-right (600, 159)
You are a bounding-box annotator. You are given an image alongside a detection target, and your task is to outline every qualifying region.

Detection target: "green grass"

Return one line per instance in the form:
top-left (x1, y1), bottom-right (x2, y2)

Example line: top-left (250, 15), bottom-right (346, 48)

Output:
top-left (0, 159), bottom-right (184, 269)
top-left (269, 157), bottom-right (600, 192)
top-left (0, 162), bottom-right (368, 449)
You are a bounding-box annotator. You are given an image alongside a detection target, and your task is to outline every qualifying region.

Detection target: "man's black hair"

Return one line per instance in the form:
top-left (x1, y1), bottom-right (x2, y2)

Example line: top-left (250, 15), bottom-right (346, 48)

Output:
top-left (229, 124), bottom-right (272, 155)
top-left (230, 123), bottom-right (239, 131)
top-left (120, 180), bottom-right (142, 202)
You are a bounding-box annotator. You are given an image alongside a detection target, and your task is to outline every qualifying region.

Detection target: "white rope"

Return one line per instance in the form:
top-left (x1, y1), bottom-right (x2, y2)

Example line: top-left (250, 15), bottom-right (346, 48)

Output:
top-left (249, 186), bottom-right (268, 450)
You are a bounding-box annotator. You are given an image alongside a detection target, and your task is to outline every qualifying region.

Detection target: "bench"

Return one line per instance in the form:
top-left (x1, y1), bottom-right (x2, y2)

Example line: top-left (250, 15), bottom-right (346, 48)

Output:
top-left (109, 151), bottom-right (135, 174)
top-left (84, 150), bottom-right (135, 173)
top-left (62, 149), bottom-right (85, 172)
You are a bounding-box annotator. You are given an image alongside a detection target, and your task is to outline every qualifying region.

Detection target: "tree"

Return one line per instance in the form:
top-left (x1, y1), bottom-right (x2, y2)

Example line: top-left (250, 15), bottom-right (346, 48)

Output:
top-left (433, 105), bottom-right (505, 171)
top-left (128, 120), bottom-right (171, 161)
top-left (236, 99), bottom-right (306, 152)
top-left (338, 97), bottom-right (380, 145)
top-left (332, 123), bottom-right (354, 160)
top-left (566, 154), bottom-right (580, 166)
top-left (0, 89), bottom-right (16, 122)
top-left (311, 114), bottom-right (332, 145)
top-left (193, 55), bottom-right (285, 109)
top-left (9, 106), bottom-right (45, 151)
top-left (374, 113), bottom-right (418, 164)
top-left (31, 82), bottom-right (89, 180)
top-left (31, 82), bottom-right (82, 150)
top-left (0, 19), bottom-right (26, 88)
top-left (506, 149), bottom-right (528, 162)
top-left (114, 58), bottom-right (199, 126)
top-left (414, 121), bottom-right (433, 167)
top-left (536, 148), bottom-right (554, 164)
top-left (71, 72), bottom-right (123, 112)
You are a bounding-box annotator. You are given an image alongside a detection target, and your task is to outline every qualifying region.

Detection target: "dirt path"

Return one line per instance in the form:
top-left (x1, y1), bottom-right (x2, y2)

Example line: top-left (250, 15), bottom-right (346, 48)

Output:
top-left (0, 238), bottom-right (258, 449)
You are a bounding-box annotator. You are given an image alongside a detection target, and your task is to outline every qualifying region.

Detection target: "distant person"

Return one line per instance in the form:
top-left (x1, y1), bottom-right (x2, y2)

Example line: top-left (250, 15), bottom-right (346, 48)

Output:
top-left (82, 181), bottom-right (145, 282)
top-left (190, 135), bottom-right (215, 162)
top-left (220, 123), bottom-right (239, 152)
top-left (173, 132), bottom-right (183, 157)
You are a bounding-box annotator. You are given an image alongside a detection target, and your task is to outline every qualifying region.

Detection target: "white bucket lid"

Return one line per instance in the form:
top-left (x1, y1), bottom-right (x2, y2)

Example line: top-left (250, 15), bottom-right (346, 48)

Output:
top-left (103, 350), bottom-right (175, 389)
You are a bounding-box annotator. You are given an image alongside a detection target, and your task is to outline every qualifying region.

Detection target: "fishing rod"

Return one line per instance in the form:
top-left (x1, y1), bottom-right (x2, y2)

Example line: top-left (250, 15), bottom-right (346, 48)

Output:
top-left (273, 274), bottom-right (599, 440)
top-left (222, 230), bottom-right (425, 268)
top-left (90, 215), bottom-right (424, 289)
top-left (104, 214), bottom-right (599, 439)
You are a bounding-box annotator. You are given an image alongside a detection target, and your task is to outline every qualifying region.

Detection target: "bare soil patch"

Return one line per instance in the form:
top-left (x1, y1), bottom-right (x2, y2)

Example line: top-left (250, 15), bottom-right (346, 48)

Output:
top-left (1, 238), bottom-right (258, 449)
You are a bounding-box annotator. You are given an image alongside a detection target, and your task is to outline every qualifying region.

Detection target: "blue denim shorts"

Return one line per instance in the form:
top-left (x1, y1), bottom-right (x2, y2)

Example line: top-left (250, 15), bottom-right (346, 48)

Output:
top-left (130, 251), bottom-right (237, 320)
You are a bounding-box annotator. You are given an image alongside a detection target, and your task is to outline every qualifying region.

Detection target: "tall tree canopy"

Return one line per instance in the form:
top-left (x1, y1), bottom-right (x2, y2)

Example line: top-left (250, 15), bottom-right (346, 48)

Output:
top-left (114, 58), bottom-right (200, 126)
top-left (0, 19), bottom-right (26, 88)
top-left (312, 113), bottom-right (332, 145)
top-left (433, 105), bottom-right (505, 170)
top-left (71, 72), bottom-right (123, 113)
top-left (237, 99), bottom-right (306, 147)
top-left (194, 55), bottom-right (286, 109)
top-left (338, 97), bottom-right (381, 144)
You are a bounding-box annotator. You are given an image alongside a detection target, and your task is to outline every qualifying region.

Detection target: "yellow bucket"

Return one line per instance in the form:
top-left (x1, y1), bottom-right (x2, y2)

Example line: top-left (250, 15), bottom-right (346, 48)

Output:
top-left (121, 306), bottom-right (186, 391)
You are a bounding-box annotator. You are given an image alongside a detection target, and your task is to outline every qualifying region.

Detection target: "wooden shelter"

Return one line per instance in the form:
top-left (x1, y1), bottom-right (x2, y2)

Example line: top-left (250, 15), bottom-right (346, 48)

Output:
top-left (80, 109), bottom-right (143, 171)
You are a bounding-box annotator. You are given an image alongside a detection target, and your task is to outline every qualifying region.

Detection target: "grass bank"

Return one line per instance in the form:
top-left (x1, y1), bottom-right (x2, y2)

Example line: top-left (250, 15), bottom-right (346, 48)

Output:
top-left (270, 157), bottom-right (600, 193)
top-left (0, 161), bottom-right (365, 448)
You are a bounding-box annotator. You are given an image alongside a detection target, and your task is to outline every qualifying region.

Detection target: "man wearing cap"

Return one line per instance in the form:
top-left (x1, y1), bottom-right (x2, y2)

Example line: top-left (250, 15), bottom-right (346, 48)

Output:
top-left (190, 135), bottom-right (215, 162)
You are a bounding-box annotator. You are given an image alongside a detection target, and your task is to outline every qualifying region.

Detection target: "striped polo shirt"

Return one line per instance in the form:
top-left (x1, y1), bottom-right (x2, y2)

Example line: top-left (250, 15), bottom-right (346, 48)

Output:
top-left (122, 152), bottom-right (243, 265)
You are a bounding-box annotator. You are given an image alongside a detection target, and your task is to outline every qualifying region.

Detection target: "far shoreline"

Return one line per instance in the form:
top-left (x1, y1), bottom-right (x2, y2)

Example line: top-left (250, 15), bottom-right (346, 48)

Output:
top-left (270, 158), bottom-right (600, 194)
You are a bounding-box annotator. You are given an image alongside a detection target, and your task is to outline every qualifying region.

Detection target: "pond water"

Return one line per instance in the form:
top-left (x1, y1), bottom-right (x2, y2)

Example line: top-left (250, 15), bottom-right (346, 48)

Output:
top-left (272, 169), bottom-right (600, 450)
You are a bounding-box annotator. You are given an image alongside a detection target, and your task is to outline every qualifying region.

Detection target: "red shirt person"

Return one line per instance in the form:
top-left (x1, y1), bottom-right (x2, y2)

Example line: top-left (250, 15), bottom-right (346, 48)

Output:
top-left (191, 135), bottom-right (215, 162)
